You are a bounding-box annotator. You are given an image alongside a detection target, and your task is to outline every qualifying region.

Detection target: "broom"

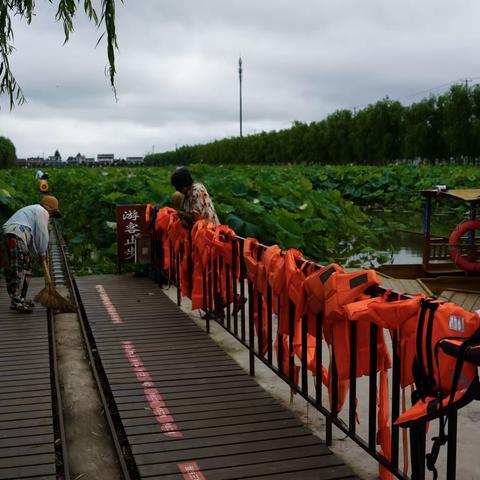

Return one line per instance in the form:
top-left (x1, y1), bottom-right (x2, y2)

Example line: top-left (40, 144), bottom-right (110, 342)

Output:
top-left (34, 259), bottom-right (76, 313)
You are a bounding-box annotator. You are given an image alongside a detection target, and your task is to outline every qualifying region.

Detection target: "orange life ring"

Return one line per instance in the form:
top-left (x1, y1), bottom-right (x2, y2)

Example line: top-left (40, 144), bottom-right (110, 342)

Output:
top-left (448, 220), bottom-right (480, 272)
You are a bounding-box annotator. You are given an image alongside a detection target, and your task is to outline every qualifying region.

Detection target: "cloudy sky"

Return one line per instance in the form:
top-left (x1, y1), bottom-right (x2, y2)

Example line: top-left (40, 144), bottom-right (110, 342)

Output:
top-left (1, 0), bottom-right (479, 159)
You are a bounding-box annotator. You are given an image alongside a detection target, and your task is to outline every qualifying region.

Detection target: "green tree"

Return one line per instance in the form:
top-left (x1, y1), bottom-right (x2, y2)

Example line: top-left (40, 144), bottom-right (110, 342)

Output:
top-left (1, 1), bottom-right (119, 109)
top-left (54, 150), bottom-right (62, 162)
top-left (441, 84), bottom-right (473, 161)
top-left (0, 136), bottom-right (16, 169)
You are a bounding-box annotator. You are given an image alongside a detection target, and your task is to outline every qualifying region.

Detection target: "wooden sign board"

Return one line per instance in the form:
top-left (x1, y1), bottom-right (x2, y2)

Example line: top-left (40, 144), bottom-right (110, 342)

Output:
top-left (116, 204), bottom-right (147, 264)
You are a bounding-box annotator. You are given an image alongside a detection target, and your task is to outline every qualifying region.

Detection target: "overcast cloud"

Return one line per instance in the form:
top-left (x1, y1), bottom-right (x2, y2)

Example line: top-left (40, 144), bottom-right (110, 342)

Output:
top-left (1, 0), bottom-right (480, 159)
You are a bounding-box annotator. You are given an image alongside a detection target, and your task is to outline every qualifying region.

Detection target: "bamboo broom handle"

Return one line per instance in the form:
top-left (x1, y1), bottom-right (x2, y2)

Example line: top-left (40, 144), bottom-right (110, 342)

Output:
top-left (42, 259), bottom-right (53, 287)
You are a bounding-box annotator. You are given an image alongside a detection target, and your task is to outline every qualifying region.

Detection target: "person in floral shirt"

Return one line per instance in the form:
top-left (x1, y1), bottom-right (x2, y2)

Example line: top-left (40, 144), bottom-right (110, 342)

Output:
top-left (171, 167), bottom-right (220, 227)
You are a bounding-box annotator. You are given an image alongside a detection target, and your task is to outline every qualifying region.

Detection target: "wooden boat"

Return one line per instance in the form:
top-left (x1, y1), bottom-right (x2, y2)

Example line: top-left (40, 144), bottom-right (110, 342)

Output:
top-left (375, 188), bottom-right (480, 310)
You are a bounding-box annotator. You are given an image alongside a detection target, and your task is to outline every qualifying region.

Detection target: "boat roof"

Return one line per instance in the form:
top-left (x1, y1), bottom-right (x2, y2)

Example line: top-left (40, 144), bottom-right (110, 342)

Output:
top-left (421, 189), bottom-right (480, 203)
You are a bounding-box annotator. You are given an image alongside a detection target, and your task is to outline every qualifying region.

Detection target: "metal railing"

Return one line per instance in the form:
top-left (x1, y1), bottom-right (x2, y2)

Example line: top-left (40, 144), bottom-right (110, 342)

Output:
top-left (147, 228), bottom-right (460, 480)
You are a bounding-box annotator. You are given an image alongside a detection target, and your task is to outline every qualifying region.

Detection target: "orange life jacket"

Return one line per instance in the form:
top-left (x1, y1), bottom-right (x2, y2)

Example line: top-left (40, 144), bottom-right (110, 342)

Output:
top-left (323, 269), bottom-right (380, 344)
top-left (243, 238), bottom-right (268, 355)
top-left (344, 293), bottom-right (426, 480)
top-left (167, 217), bottom-right (190, 296)
top-left (304, 263), bottom-right (344, 315)
top-left (275, 333), bottom-right (300, 385)
top-left (323, 269), bottom-right (392, 480)
top-left (145, 203), bottom-right (154, 226)
top-left (154, 207), bottom-right (177, 270)
top-left (395, 300), bottom-right (480, 428)
top-left (190, 220), bottom-right (215, 310)
top-left (244, 238), bottom-right (267, 295)
top-left (394, 300), bottom-right (480, 479)
top-left (263, 244), bottom-right (286, 315)
top-left (344, 294), bottom-right (424, 388)
top-left (323, 270), bottom-right (389, 387)
top-left (262, 245), bottom-right (296, 379)
top-left (283, 250), bottom-right (327, 380)
top-left (264, 248), bottom-right (327, 384)
top-left (212, 225), bottom-right (239, 306)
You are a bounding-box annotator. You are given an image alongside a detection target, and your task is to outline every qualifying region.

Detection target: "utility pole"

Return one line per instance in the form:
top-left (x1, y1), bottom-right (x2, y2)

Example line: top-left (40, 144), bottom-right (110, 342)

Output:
top-left (238, 56), bottom-right (243, 138)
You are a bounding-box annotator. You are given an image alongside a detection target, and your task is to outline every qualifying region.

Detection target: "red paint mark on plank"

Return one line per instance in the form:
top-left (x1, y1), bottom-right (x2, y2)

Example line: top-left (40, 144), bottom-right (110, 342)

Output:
top-left (178, 462), bottom-right (207, 480)
top-left (121, 340), bottom-right (183, 438)
top-left (96, 285), bottom-right (123, 324)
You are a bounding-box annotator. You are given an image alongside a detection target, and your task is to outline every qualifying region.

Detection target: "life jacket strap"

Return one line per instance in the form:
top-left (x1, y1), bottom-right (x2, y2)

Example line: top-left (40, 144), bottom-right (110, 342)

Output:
top-left (426, 431), bottom-right (448, 480)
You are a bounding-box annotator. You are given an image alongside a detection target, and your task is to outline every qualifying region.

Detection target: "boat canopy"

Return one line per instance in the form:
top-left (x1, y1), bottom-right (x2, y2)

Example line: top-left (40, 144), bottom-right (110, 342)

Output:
top-left (421, 189), bottom-right (480, 203)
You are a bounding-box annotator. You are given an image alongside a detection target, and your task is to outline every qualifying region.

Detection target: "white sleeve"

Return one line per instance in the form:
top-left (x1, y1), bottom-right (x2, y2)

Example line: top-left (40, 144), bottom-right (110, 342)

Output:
top-left (34, 208), bottom-right (50, 255)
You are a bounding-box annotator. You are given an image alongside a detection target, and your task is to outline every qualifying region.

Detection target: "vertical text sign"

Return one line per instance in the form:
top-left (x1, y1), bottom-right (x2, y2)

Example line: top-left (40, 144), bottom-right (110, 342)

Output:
top-left (116, 204), bottom-right (147, 264)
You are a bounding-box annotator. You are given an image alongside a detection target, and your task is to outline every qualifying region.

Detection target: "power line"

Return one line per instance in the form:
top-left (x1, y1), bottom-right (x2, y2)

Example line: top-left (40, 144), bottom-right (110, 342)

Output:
top-left (350, 76), bottom-right (480, 113)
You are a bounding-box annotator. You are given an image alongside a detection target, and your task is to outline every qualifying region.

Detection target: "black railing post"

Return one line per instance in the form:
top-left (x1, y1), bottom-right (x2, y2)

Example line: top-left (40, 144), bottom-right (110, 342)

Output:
top-left (206, 257), bottom-right (212, 334)
top-left (349, 320), bottom-right (357, 434)
top-left (226, 263), bottom-right (231, 330)
top-left (266, 284), bottom-right (273, 364)
top-left (215, 257), bottom-right (224, 320)
top-left (315, 313), bottom-right (323, 408)
top-left (176, 250), bottom-right (181, 306)
top-left (248, 280), bottom-right (255, 376)
top-left (301, 314), bottom-right (308, 396)
top-left (368, 323), bottom-right (378, 450)
top-left (447, 409), bottom-right (458, 480)
top-left (232, 239), bottom-right (238, 336)
top-left (212, 257), bottom-right (218, 317)
top-left (187, 230), bottom-right (193, 298)
top-left (257, 290), bottom-right (264, 358)
top-left (277, 297), bottom-right (284, 378)
top-left (391, 330), bottom-right (401, 470)
top-left (410, 424), bottom-right (426, 480)
top-left (288, 299), bottom-right (295, 385)
top-left (239, 239), bottom-right (246, 342)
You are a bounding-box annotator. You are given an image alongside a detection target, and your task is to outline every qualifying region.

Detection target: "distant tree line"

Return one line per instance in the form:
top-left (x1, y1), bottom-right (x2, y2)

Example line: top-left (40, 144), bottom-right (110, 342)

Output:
top-left (145, 83), bottom-right (480, 166)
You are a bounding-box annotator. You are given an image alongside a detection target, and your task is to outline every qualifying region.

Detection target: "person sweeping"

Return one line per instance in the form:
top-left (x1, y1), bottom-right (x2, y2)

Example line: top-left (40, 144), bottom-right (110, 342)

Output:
top-left (2, 195), bottom-right (61, 313)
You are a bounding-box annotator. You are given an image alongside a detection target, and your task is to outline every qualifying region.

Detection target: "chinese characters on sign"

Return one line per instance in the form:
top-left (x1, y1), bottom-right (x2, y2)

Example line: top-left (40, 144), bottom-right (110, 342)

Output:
top-left (116, 205), bottom-right (147, 264)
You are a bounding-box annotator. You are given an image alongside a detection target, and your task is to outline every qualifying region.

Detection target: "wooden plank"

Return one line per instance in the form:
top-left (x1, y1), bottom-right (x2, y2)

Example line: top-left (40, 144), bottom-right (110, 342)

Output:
top-left (248, 469), bottom-right (357, 480)
top-left (112, 379), bottom-right (258, 398)
top-left (111, 375), bottom-right (251, 392)
top-left (132, 426), bottom-right (314, 454)
top-left (0, 444), bottom-right (54, 459)
top-left (124, 411), bottom-right (295, 436)
top-left (0, 434), bottom-right (53, 449)
top-left (128, 418), bottom-right (302, 445)
top-left (0, 425), bottom-right (53, 440)
top-left (472, 296), bottom-right (480, 312)
top-left (140, 452), bottom-right (344, 479)
top-left (116, 382), bottom-right (264, 404)
top-left (122, 404), bottom-right (288, 427)
top-left (117, 395), bottom-right (277, 415)
top-left (0, 463), bottom-right (56, 480)
top-left (136, 436), bottom-right (325, 467)
top-left (0, 452), bottom-right (55, 469)
top-left (462, 293), bottom-right (480, 312)
top-left (106, 363), bottom-right (244, 379)
top-left (450, 292), bottom-right (468, 307)
top-left (0, 403), bottom-right (52, 416)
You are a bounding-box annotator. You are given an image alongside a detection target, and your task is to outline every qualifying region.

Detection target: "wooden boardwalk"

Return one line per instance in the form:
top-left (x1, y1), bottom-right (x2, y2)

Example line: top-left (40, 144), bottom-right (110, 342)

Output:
top-left (0, 279), bottom-right (57, 480)
top-left (438, 289), bottom-right (480, 312)
top-left (77, 274), bottom-right (358, 480)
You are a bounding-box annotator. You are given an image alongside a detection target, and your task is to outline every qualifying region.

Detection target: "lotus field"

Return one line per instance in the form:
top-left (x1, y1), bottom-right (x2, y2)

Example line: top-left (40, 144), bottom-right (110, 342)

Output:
top-left (0, 164), bottom-right (479, 274)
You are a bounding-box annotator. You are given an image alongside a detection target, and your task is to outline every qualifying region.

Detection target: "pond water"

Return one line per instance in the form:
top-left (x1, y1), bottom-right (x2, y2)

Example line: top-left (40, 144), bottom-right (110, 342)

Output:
top-left (380, 229), bottom-right (424, 264)
top-left (367, 210), bottom-right (465, 266)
